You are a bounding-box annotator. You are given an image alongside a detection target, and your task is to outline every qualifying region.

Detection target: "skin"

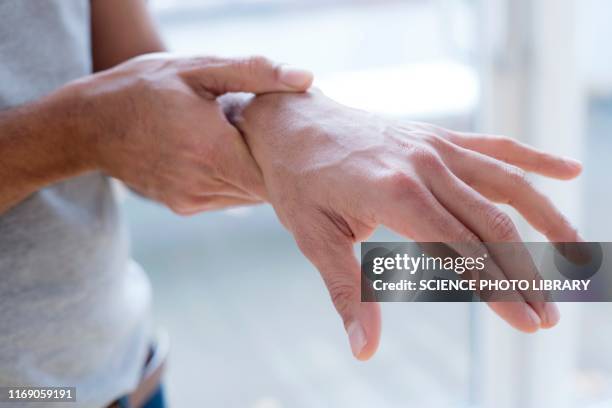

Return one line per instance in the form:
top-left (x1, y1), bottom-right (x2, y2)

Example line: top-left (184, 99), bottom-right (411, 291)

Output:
top-left (0, 53), bottom-right (313, 215)
top-left (0, 0), bottom-right (313, 215)
top-left (228, 90), bottom-right (583, 360)
top-left (0, 0), bottom-right (583, 362)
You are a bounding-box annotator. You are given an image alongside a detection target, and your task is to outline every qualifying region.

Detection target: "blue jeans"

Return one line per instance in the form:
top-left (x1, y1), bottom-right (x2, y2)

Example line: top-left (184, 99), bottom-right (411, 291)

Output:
top-left (116, 385), bottom-right (166, 408)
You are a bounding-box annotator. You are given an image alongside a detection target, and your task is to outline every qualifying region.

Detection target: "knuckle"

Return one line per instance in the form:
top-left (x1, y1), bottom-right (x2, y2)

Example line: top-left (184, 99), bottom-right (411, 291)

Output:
top-left (191, 55), bottom-right (219, 69)
top-left (242, 55), bottom-right (274, 75)
top-left (327, 278), bottom-right (358, 316)
top-left (130, 76), bottom-right (158, 97)
top-left (383, 172), bottom-right (427, 202)
top-left (439, 128), bottom-right (460, 143)
top-left (487, 210), bottom-right (517, 241)
top-left (497, 135), bottom-right (517, 148)
top-left (410, 147), bottom-right (445, 172)
top-left (456, 230), bottom-right (481, 247)
top-left (422, 132), bottom-right (450, 151)
top-left (455, 243), bottom-right (487, 265)
top-left (465, 245), bottom-right (487, 261)
top-left (169, 202), bottom-right (193, 216)
top-left (168, 194), bottom-right (205, 216)
top-left (505, 165), bottom-right (530, 188)
top-left (426, 132), bottom-right (464, 158)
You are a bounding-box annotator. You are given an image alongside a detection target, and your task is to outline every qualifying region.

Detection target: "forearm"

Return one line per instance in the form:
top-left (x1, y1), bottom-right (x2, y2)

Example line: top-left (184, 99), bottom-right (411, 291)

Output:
top-left (0, 87), bottom-right (93, 213)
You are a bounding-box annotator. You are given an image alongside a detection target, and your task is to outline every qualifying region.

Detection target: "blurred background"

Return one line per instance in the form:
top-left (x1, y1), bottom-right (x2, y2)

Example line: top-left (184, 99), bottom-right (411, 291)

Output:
top-left (122, 0), bottom-right (612, 406)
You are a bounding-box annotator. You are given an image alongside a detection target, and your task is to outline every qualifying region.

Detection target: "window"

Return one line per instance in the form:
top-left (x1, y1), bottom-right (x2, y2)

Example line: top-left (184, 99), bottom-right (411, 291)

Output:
top-left (126, 1), bottom-right (479, 406)
top-left (124, 0), bottom-right (612, 406)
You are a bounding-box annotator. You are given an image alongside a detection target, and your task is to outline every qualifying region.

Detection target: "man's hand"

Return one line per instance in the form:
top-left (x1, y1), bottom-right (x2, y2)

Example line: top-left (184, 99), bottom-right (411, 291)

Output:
top-left (0, 54), bottom-right (313, 215)
top-left (230, 89), bottom-right (582, 360)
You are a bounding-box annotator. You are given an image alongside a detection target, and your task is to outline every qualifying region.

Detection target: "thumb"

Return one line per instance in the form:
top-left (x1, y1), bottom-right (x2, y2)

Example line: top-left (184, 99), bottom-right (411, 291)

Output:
top-left (295, 230), bottom-right (381, 361)
top-left (181, 55), bottom-right (313, 96)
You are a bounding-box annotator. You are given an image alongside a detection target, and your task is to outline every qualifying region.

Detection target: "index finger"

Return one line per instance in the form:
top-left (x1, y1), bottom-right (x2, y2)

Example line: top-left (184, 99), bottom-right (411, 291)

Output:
top-left (448, 132), bottom-right (582, 180)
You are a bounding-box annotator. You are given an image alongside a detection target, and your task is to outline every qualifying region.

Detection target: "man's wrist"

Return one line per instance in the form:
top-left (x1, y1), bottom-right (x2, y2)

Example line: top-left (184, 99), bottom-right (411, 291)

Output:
top-left (51, 79), bottom-right (105, 172)
top-left (0, 85), bottom-right (97, 210)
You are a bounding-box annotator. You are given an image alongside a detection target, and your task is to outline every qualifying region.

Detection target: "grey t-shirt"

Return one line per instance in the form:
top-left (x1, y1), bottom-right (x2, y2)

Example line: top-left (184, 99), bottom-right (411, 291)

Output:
top-left (0, 1), bottom-right (152, 407)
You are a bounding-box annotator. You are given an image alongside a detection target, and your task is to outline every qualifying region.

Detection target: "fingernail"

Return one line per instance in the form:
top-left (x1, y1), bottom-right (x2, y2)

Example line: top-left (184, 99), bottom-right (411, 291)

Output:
top-left (526, 305), bottom-right (541, 328)
top-left (346, 320), bottom-right (367, 359)
top-left (278, 65), bottom-right (314, 89)
top-left (543, 303), bottom-right (561, 328)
